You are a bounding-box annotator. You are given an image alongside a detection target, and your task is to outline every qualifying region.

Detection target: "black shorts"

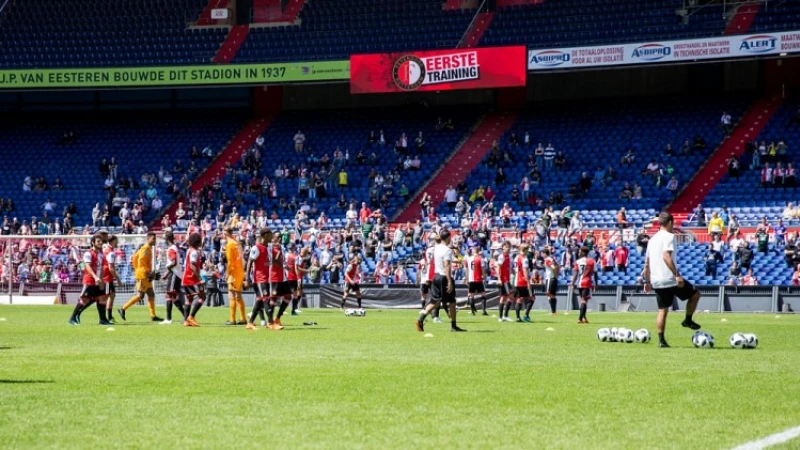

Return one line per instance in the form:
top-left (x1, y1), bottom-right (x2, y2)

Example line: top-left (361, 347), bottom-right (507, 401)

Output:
top-left (515, 286), bottom-right (531, 299)
top-left (420, 282), bottom-right (430, 295)
top-left (271, 281), bottom-right (291, 298)
top-left (616, 264), bottom-right (627, 272)
top-left (287, 280), bottom-right (299, 293)
top-left (183, 284), bottom-right (205, 299)
top-left (254, 282), bottom-right (271, 299)
top-left (545, 278), bottom-right (558, 295)
top-left (468, 282), bottom-right (485, 294)
top-left (430, 275), bottom-right (456, 305)
top-left (578, 288), bottom-right (592, 300)
top-left (602, 266), bottom-right (614, 273)
top-left (166, 273), bottom-right (182, 294)
top-left (81, 285), bottom-right (104, 299)
top-left (499, 282), bottom-right (513, 296)
top-left (654, 281), bottom-right (698, 309)
top-left (104, 283), bottom-right (116, 295)
top-left (345, 283), bottom-right (360, 294)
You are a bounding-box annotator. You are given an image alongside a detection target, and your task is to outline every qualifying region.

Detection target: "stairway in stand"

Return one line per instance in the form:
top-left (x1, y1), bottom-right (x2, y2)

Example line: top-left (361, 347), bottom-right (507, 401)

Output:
top-left (213, 25), bottom-right (250, 63)
top-left (152, 117), bottom-right (271, 229)
top-left (668, 96), bottom-right (782, 215)
top-left (394, 112), bottom-right (517, 223)
top-left (724, 2), bottom-right (761, 35)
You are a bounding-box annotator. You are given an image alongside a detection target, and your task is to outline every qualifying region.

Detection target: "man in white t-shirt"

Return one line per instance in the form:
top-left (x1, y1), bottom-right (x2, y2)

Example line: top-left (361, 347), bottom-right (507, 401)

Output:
top-left (415, 230), bottom-right (465, 333)
top-left (642, 212), bottom-right (702, 348)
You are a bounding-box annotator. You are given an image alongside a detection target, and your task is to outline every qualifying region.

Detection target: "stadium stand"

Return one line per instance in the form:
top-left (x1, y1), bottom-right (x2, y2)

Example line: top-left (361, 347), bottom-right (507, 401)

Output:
top-left (689, 97), bottom-right (800, 220)
top-left (153, 106), bottom-right (483, 230)
top-left (481, 0), bottom-right (727, 49)
top-left (0, 0), bottom-right (227, 68)
top-left (0, 111), bottom-right (246, 229)
top-left (749, 0), bottom-right (800, 34)
top-left (235, 0), bottom-right (474, 63)
top-left (435, 96), bottom-right (751, 229)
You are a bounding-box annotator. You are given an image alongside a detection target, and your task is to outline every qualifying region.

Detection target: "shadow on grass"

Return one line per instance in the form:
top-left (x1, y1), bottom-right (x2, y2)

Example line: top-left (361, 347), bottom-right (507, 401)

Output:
top-left (0, 380), bottom-right (54, 384)
top-left (0, 346), bottom-right (12, 350)
top-left (285, 327), bottom-right (330, 332)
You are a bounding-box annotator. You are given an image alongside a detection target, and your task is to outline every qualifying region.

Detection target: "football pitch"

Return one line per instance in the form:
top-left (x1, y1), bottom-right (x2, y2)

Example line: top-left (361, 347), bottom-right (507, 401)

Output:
top-left (1, 306), bottom-right (799, 449)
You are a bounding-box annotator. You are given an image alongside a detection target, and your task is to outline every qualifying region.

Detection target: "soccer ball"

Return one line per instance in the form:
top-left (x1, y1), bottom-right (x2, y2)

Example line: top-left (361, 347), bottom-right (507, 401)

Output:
top-left (729, 332), bottom-right (747, 349)
top-left (609, 327), bottom-right (619, 342)
top-left (692, 331), bottom-right (715, 348)
top-left (617, 328), bottom-right (634, 343)
top-left (634, 328), bottom-right (651, 343)
top-left (344, 308), bottom-right (366, 317)
top-left (743, 333), bottom-right (759, 349)
top-left (597, 328), bottom-right (611, 342)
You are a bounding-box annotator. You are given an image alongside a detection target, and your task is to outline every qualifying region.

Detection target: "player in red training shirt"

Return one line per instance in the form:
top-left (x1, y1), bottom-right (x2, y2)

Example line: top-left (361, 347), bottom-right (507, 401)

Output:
top-left (245, 228), bottom-right (275, 330)
top-left (342, 254), bottom-right (363, 309)
top-left (270, 234), bottom-right (294, 329)
top-left (465, 245), bottom-right (488, 315)
top-left (514, 244), bottom-right (534, 323)
top-left (162, 231), bottom-right (185, 324)
top-left (495, 241), bottom-right (513, 322)
top-left (181, 233), bottom-right (205, 327)
top-left (69, 234), bottom-right (112, 326)
top-left (571, 246), bottom-right (598, 324)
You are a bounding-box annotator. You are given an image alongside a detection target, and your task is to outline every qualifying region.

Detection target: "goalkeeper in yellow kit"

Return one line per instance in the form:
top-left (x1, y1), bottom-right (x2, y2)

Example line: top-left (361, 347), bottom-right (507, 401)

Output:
top-left (224, 226), bottom-right (248, 325)
top-left (118, 232), bottom-right (163, 322)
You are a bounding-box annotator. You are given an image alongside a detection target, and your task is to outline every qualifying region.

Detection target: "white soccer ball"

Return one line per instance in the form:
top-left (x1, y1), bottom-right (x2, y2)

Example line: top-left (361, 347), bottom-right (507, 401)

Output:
top-left (729, 332), bottom-right (747, 349)
top-left (692, 331), bottom-right (714, 348)
top-left (743, 333), bottom-right (759, 349)
top-left (597, 328), bottom-right (611, 342)
top-left (617, 328), bottom-right (634, 343)
top-left (634, 328), bottom-right (651, 343)
top-left (344, 308), bottom-right (356, 316)
top-left (609, 327), bottom-right (619, 342)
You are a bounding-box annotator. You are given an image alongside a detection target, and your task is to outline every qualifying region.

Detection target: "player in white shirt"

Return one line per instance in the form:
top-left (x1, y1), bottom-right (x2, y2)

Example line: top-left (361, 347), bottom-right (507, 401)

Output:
top-left (642, 213), bottom-right (702, 348)
top-left (415, 230), bottom-right (465, 333)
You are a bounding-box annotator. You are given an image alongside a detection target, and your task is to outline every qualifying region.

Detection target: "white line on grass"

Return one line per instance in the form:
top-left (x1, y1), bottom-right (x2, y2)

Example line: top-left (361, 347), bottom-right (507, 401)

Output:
top-left (731, 426), bottom-right (800, 450)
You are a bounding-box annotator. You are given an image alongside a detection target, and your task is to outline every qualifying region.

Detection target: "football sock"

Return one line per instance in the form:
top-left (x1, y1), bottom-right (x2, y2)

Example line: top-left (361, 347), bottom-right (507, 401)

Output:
top-left (418, 311), bottom-right (427, 324)
top-left (515, 303), bottom-right (522, 319)
top-left (229, 300), bottom-right (236, 322)
top-left (266, 302), bottom-right (275, 324)
top-left (658, 332), bottom-right (666, 344)
top-left (685, 313), bottom-right (693, 321)
top-left (499, 302), bottom-right (505, 317)
top-left (190, 300), bottom-right (203, 318)
top-left (549, 298), bottom-right (557, 314)
top-left (504, 302), bottom-right (512, 318)
top-left (579, 303), bottom-right (587, 321)
top-left (249, 300), bottom-right (263, 324)
top-left (237, 298), bottom-right (247, 321)
top-left (482, 297), bottom-right (487, 312)
top-left (70, 301), bottom-right (84, 320)
top-left (96, 301), bottom-right (107, 319)
top-left (183, 302), bottom-right (192, 322)
top-left (147, 297), bottom-right (156, 318)
top-left (357, 297), bottom-right (362, 308)
top-left (451, 319), bottom-right (457, 329)
top-left (77, 301), bottom-right (90, 314)
top-left (421, 300), bottom-right (426, 310)
top-left (525, 300), bottom-right (534, 317)
top-left (433, 305), bottom-right (440, 319)
top-left (123, 295), bottom-right (139, 310)
top-left (276, 301), bottom-right (289, 319)
top-left (174, 299), bottom-right (185, 316)
top-left (341, 297), bottom-right (347, 308)
top-left (292, 297), bottom-right (300, 312)
top-left (166, 300), bottom-right (174, 321)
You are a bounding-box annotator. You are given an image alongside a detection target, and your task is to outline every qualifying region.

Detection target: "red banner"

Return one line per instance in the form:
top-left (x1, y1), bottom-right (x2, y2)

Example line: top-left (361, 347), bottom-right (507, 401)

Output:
top-left (350, 46), bottom-right (527, 94)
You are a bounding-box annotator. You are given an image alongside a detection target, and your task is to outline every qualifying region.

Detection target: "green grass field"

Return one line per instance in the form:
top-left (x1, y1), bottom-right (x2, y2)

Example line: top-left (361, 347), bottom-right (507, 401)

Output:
top-left (1, 306), bottom-right (799, 449)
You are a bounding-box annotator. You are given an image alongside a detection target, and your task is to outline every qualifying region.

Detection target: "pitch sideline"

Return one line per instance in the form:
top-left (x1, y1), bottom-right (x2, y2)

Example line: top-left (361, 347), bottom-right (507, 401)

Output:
top-left (731, 426), bottom-right (800, 450)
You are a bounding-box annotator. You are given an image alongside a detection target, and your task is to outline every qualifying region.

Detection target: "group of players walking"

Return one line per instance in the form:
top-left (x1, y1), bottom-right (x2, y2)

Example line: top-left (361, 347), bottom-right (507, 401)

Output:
top-left (414, 231), bottom-right (600, 332)
top-left (68, 227), bottom-right (307, 330)
top-left (67, 212), bottom-right (702, 347)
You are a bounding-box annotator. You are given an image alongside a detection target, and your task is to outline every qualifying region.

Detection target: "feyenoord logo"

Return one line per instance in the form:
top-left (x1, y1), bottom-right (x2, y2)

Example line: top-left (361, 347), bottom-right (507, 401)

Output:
top-left (392, 55), bottom-right (426, 91)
